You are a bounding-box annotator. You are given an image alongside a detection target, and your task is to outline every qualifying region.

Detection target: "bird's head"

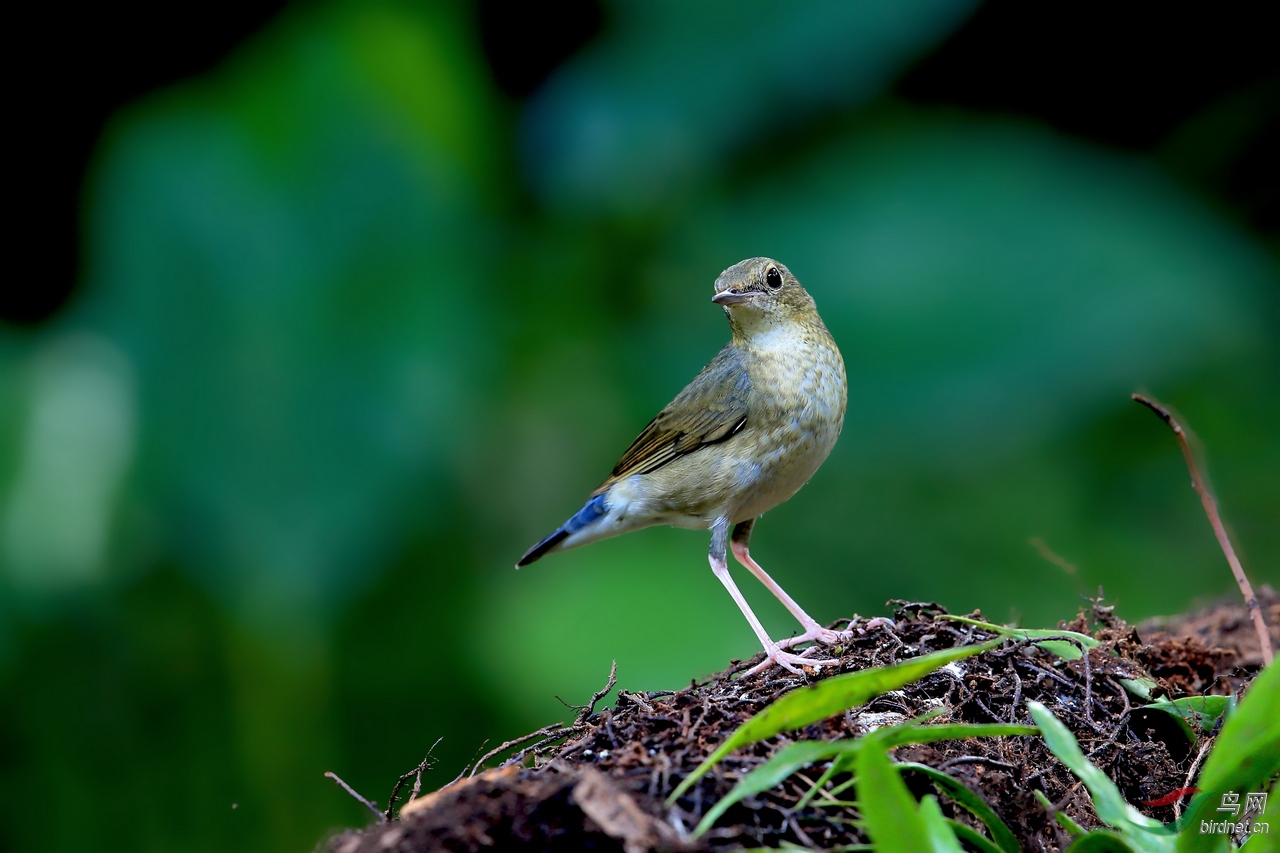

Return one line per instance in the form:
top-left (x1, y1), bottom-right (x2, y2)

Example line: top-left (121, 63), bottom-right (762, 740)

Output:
top-left (712, 258), bottom-right (821, 339)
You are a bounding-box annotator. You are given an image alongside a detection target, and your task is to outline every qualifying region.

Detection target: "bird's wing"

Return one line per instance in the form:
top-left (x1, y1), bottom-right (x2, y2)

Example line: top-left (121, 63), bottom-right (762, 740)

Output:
top-left (595, 345), bottom-right (750, 491)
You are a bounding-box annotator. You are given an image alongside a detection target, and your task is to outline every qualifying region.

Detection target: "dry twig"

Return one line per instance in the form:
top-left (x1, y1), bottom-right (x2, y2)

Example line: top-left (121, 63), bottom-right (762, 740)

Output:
top-left (386, 737), bottom-right (443, 820)
top-left (1175, 736), bottom-right (1216, 820)
top-left (939, 755), bottom-right (1019, 772)
top-left (470, 661), bottom-right (620, 776)
top-left (325, 771), bottom-right (384, 822)
top-left (1132, 394), bottom-right (1273, 665)
top-left (471, 725), bottom-right (562, 776)
top-left (576, 660), bottom-right (619, 726)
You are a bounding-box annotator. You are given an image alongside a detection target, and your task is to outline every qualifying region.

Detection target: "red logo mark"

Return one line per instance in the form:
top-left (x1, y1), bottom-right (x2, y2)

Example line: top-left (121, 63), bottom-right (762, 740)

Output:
top-left (1141, 787), bottom-right (1201, 807)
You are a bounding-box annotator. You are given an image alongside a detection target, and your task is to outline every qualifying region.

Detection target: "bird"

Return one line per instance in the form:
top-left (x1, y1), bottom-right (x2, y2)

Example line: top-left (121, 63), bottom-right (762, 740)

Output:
top-left (517, 257), bottom-right (850, 676)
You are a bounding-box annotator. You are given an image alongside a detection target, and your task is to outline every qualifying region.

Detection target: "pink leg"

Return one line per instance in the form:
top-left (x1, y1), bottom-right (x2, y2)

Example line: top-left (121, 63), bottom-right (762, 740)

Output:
top-left (730, 540), bottom-right (852, 649)
top-left (708, 553), bottom-right (838, 676)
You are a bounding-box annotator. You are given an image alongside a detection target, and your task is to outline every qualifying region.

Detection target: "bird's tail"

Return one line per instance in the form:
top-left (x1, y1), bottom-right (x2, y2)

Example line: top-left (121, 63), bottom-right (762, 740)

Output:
top-left (516, 493), bottom-right (608, 567)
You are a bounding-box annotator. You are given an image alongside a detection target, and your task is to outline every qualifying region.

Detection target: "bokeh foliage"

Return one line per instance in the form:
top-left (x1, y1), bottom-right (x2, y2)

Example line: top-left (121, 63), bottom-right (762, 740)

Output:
top-left (1, 2), bottom-right (1276, 851)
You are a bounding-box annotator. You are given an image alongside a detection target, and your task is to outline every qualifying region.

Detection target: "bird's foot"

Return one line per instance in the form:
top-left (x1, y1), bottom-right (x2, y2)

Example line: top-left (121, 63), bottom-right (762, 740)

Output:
top-left (775, 623), bottom-right (854, 650)
top-left (856, 616), bottom-right (896, 635)
top-left (740, 643), bottom-right (840, 678)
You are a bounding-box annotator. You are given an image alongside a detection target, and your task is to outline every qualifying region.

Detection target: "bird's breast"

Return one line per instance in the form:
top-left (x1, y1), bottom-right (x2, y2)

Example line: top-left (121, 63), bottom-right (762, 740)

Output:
top-left (606, 323), bottom-right (846, 531)
top-left (732, 327), bottom-right (847, 520)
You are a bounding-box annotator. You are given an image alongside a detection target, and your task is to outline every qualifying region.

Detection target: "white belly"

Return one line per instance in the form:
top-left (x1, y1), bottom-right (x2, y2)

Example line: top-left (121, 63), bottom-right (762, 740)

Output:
top-left (731, 397), bottom-right (843, 521)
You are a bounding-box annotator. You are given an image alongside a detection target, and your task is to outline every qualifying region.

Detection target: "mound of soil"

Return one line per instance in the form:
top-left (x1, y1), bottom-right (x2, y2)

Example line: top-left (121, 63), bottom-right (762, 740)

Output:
top-left (327, 588), bottom-right (1277, 853)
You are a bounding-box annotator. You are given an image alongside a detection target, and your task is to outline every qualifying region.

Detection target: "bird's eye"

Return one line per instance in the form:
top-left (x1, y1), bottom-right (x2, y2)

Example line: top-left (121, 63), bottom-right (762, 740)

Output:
top-left (766, 267), bottom-right (782, 289)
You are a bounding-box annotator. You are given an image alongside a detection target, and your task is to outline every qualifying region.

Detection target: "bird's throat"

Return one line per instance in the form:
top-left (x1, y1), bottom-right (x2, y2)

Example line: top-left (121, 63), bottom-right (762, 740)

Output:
top-left (731, 312), bottom-right (827, 356)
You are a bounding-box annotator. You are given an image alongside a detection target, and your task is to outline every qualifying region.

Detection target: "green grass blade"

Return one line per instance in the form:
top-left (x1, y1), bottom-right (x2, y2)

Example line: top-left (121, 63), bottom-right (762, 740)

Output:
top-left (1035, 789), bottom-right (1085, 836)
top-left (1026, 702), bottom-right (1168, 840)
top-left (1065, 831), bottom-right (1141, 852)
top-left (884, 723), bottom-right (1037, 747)
top-left (920, 794), bottom-right (966, 853)
top-left (935, 615), bottom-right (1100, 647)
top-left (949, 819), bottom-right (1011, 853)
top-left (936, 615), bottom-right (1098, 660)
top-left (856, 735), bottom-right (933, 853)
top-left (1187, 661), bottom-right (1280, 794)
top-left (899, 761), bottom-right (1022, 853)
top-left (1119, 678), bottom-right (1157, 701)
top-left (694, 720), bottom-right (1037, 834)
top-left (1178, 661), bottom-right (1280, 853)
top-left (827, 720), bottom-right (1033, 796)
top-left (795, 758), bottom-right (842, 810)
top-left (667, 638), bottom-right (1001, 804)
top-left (1038, 640), bottom-right (1086, 660)
top-left (692, 739), bottom-right (852, 836)
top-left (1239, 779), bottom-right (1279, 852)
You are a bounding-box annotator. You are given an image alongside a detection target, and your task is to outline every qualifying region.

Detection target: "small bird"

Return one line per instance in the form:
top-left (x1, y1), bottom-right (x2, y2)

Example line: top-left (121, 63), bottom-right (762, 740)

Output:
top-left (518, 258), bottom-right (849, 675)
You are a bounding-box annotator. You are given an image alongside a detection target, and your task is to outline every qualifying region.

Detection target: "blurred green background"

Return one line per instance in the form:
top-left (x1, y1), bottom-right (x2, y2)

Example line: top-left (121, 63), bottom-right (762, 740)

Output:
top-left (2, 1), bottom-right (1277, 850)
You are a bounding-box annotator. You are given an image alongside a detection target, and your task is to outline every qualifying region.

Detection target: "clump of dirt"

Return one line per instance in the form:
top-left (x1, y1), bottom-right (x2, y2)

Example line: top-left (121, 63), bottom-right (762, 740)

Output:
top-left (327, 588), bottom-right (1276, 853)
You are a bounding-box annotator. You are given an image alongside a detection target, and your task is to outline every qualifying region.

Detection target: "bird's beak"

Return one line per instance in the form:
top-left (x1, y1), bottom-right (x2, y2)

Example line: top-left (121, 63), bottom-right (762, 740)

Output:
top-left (712, 289), bottom-right (755, 306)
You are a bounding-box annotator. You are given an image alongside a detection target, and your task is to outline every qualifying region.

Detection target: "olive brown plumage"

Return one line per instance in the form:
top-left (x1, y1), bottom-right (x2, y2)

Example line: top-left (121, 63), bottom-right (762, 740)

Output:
top-left (518, 258), bottom-right (849, 675)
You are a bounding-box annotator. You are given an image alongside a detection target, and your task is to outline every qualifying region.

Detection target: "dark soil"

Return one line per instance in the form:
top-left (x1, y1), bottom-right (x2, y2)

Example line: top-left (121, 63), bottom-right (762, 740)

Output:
top-left (327, 588), bottom-right (1277, 853)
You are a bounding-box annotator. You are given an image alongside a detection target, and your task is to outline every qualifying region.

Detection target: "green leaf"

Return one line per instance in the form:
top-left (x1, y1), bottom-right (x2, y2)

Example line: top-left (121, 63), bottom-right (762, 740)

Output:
top-left (1066, 831), bottom-right (1141, 852)
top-left (692, 739), bottom-right (849, 835)
top-left (821, 721), bottom-right (1037, 801)
top-left (949, 819), bottom-right (1011, 853)
top-left (796, 756), bottom-right (845, 811)
top-left (899, 762), bottom-right (1021, 853)
top-left (1240, 780), bottom-right (1279, 852)
top-left (1035, 789), bottom-right (1086, 836)
top-left (1179, 662), bottom-right (1280, 853)
top-left (791, 713), bottom-right (1036, 808)
top-left (694, 720), bottom-right (1036, 835)
top-left (1120, 678), bottom-right (1157, 701)
top-left (1039, 640), bottom-right (1086, 661)
top-left (920, 794), bottom-right (966, 853)
top-left (1144, 695), bottom-right (1232, 738)
top-left (885, 722), bottom-right (1039, 747)
top-left (856, 735), bottom-right (934, 853)
top-left (1026, 701), bottom-right (1172, 853)
top-left (936, 615), bottom-right (1098, 660)
top-left (666, 638), bottom-right (1001, 804)
top-left (1189, 663), bottom-right (1280, 797)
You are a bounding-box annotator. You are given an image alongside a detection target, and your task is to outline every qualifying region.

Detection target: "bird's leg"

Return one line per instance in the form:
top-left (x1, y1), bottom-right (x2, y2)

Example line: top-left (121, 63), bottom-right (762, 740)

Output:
top-left (709, 518), bottom-right (838, 676)
top-left (730, 520), bottom-right (852, 650)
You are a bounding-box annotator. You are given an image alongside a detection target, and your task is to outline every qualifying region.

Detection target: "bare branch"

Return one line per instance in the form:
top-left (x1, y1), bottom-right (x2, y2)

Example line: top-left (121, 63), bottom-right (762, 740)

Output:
top-left (386, 736), bottom-right (443, 820)
top-left (939, 755), bottom-right (1019, 772)
top-left (577, 660), bottom-right (618, 727)
top-left (470, 724), bottom-right (563, 776)
top-left (1133, 393), bottom-right (1273, 665)
top-left (467, 661), bottom-right (621, 777)
top-left (325, 771), bottom-right (385, 823)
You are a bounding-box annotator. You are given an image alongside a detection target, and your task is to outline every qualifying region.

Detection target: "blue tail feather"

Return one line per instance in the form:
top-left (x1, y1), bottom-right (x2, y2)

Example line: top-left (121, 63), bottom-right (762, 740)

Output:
top-left (516, 494), bottom-right (608, 567)
top-left (564, 493), bottom-right (608, 533)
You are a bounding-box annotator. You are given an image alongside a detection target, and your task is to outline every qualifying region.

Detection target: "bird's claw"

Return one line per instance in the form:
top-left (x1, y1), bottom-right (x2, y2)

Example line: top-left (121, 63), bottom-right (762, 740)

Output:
top-left (856, 616), bottom-right (896, 635)
top-left (775, 624), bottom-right (853, 650)
top-left (741, 643), bottom-right (840, 678)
